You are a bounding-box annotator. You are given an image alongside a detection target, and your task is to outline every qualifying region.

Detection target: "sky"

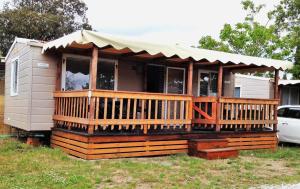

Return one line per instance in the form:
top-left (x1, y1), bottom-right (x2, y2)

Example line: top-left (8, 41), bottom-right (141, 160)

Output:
top-left (84, 0), bottom-right (280, 46)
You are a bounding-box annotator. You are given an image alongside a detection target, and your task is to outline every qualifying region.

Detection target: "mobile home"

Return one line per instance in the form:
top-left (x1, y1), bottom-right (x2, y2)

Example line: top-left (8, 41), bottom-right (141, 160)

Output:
top-left (4, 30), bottom-right (293, 159)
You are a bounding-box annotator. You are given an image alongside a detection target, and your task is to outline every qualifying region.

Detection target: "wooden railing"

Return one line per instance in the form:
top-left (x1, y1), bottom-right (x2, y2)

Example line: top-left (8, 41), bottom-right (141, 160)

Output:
top-left (192, 97), bottom-right (279, 131)
top-left (54, 91), bottom-right (279, 134)
top-left (53, 90), bottom-right (193, 134)
top-left (219, 97), bottom-right (279, 130)
top-left (192, 96), bottom-right (217, 127)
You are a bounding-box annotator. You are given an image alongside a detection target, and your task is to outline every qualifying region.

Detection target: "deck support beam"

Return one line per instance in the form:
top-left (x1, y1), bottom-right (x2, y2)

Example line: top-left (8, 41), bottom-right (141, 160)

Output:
top-left (88, 46), bottom-right (99, 134)
top-left (216, 64), bottom-right (223, 132)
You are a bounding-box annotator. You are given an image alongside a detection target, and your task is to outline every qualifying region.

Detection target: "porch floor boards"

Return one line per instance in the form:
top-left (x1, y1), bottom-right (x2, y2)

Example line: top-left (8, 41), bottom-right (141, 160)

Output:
top-left (50, 128), bottom-right (277, 160)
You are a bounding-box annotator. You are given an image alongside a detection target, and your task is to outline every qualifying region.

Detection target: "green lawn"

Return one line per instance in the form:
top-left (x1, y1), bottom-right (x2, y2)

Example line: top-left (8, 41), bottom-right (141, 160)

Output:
top-left (1, 138), bottom-right (300, 189)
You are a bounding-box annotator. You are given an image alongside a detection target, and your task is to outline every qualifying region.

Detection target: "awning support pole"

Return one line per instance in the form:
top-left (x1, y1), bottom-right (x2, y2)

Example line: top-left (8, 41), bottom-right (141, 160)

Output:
top-left (273, 69), bottom-right (279, 132)
top-left (186, 61), bottom-right (193, 132)
top-left (216, 63), bottom-right (223, 132)
top-left (88, 46), bottom-right (98, 134)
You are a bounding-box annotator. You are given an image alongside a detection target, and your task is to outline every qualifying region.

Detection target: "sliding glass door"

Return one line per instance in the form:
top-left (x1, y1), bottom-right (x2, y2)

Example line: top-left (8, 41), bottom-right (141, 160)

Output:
top-left (166, 67), bottom-right (185, 94)
top-left (198, 70), bottom-right (218, 97)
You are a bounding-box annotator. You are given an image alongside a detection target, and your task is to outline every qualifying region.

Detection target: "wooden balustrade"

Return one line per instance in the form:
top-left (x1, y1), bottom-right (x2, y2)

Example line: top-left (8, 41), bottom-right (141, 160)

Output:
top-left (192, 97), bottom-right (279, 131)
top-left (53, 90), bottom-right (192, 134)
top-left (54, 91), bottom-right (279, 134)
top-left (192, 96), bottom-right (217, 128)
top-left (54, 91), bottom-right (90, 130)
top-left (219, 97), bottom-right (279, 130)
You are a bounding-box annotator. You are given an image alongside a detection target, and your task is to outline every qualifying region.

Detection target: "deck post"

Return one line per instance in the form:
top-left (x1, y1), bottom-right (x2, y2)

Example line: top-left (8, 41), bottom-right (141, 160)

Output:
top-left (274, 69), bottom-right (279, 99)
top-left (187, 61), bottom-right (193, 132)
top-left (88, 46), bottom-right (99, 134)
top-left (187, 61), bottom-right (193, 95)
top-left (216, 63), bottom-right (223, 132)
top-left (273, 69), bottom-right (279, 132)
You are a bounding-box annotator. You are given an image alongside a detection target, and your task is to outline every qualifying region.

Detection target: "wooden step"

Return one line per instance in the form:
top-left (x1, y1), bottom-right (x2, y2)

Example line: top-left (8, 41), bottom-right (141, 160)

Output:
top-left (189, 147), bottom-right (239, 160)
top-left (188, 139), bottom-right (228, 151)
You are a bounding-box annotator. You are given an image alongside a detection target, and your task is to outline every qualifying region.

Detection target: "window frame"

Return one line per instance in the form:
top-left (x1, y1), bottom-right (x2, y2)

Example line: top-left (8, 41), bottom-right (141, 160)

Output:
top-left (61, 54), bottom-right (118, 91)
top-left (10, 57), bottom-right (19, 96)
top-left (165, 66), bottom-right (186, 94)
top-left (197, 69), bottom-right (218, 97)
top-left (234, 85), bottom-right (242, 98)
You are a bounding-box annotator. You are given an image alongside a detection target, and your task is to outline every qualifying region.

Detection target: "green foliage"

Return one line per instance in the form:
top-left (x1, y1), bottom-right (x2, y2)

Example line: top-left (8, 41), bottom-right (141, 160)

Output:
top-left (198, 0), bottom-right (299, 77)
top-left (0, 0), bottom-right (92, 55)
top-left (198, 1), bottom-right (292, 60)
top-left (269, 0), bottom-right (300, 78)
top-left (198, 36), bottom-right (231, 52)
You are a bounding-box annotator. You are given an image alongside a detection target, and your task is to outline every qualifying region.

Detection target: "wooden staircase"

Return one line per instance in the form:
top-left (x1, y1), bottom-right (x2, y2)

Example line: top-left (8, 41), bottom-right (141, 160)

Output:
top-left (188, 139), bottom-right (238, 160)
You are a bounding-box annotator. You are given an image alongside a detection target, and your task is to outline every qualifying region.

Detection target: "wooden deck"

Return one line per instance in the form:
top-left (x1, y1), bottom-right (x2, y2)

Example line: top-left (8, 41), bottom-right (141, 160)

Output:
top-left (51, 90), bottom-right (279, 159)
top-left (51, 128), bottom-right (277, 160)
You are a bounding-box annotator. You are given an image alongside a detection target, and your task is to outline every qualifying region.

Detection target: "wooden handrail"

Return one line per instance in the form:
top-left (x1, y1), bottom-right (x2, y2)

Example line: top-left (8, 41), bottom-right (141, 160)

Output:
top-left (219, 97), bottom-right (279, 104)
top-left (54, 89), bottom-right (193, 99)
top-left (92, 90), bottom-right (192, 100)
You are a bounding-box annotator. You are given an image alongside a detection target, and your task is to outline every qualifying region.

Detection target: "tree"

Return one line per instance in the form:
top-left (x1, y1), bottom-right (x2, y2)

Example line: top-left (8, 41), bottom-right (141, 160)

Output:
top-left (0, 0), bottom-right (92, 55)
top-left (269, 0), bottom-right (300, 78)
top-left (198, 36), bottom-right (231, 52)
top-left (197, 0), bottom-right (295, 77)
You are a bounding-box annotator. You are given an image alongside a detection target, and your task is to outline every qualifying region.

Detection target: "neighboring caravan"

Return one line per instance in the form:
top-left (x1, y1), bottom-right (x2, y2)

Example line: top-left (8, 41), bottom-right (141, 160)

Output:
top-left (234, 74), bottom-right (300, 105)
top-left (234, 74), bottom-right (274, 99)
top-left (4, 30), bottom-right (293, 159)
top-left (278, 80), bottom-right (300, 105)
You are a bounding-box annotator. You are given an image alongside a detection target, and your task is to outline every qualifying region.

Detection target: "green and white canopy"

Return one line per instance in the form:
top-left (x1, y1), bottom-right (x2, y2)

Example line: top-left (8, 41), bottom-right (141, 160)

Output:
top-left (42, 30), bottom-right (293, 70)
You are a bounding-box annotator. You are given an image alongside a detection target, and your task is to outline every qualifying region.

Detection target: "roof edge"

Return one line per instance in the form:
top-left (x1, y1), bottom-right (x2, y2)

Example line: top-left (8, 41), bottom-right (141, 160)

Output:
top-left (5, 37), bottom-right (44, 62)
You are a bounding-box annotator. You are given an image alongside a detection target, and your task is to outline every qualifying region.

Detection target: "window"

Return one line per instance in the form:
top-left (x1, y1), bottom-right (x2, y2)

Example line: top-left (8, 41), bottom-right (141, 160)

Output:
top-left (286, 108), bottom-right (300, 119)
top-left (290, 88), bottom-right (299, 105)
top-left (62, 55), bottom-right (117, 91)
top-left (64, 57), bottom-right (90, 91)
top-left (277, 108), bottom-right (288, 117)
top-left (281, 87), bottom-right (300, 105)
top-left (198, 71), bottom-right (218, 96)
top-left (97, 61), bottom-right (116, 90)
top-left (199, 73), bottom-right (209, 96)
top-left (210, 73), bottom-right (218, 94)
top-left (234, 87), bottom-right (241, 98)
top-left (166, 67), bottom-right (185, 94)
top-left (10, 58), bottom-right (19, 96)
top-left (278, 107), bottom-right (300, 119)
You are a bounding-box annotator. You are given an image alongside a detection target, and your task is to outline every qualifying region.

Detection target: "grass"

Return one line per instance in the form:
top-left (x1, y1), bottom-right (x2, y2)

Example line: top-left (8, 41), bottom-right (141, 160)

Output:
top-left (1, 138), bottom-right (300, 189)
